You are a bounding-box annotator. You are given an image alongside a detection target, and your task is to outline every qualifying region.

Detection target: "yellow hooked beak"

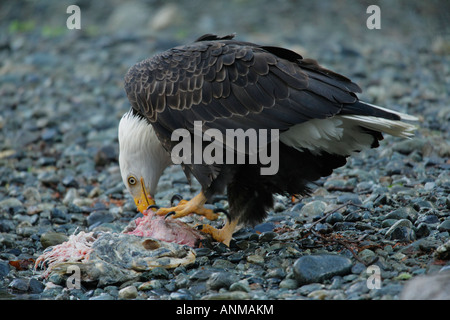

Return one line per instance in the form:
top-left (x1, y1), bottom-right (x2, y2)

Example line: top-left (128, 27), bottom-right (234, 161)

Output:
top-left (133, 177), bottom-right (155, 213)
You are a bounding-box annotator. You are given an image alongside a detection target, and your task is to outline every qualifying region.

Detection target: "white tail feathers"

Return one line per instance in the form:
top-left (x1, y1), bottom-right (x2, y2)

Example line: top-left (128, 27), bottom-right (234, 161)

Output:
top-left (340, 114), bottom-right (417, 138)
top-left (280, 105), bottom-right (418, 156)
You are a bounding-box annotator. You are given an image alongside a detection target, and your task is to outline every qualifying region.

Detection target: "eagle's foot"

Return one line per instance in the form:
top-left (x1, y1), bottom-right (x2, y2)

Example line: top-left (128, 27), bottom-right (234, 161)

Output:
top-left (155, 192), bottom-right (219, 221)
top-left (197, 219), bottom-right (238, 247)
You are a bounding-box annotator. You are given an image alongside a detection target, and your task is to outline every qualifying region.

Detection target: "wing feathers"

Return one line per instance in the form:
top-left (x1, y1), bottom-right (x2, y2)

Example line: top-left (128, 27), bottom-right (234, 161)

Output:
top-left (124, 34), bottom-right (417, 158)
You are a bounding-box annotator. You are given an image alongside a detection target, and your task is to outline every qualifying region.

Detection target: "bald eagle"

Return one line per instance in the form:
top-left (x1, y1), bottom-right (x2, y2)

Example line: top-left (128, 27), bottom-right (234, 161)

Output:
top-left (119, 34), bottom-right (416, 246)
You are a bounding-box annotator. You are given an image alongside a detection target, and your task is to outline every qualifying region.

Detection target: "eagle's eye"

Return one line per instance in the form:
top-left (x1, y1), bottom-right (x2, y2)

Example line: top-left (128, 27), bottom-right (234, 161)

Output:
top-left (128, 176), bottom-right (137, 186)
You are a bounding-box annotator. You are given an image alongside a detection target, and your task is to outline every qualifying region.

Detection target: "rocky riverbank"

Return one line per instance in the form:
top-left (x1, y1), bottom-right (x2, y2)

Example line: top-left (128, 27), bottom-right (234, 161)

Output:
top-left (0, 0), bottom-right (449, 300)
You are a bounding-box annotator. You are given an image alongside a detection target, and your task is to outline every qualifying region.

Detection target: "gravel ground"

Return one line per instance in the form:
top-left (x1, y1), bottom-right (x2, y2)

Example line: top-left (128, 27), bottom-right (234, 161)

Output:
top-left (0, 0), bottom-right (449, 301)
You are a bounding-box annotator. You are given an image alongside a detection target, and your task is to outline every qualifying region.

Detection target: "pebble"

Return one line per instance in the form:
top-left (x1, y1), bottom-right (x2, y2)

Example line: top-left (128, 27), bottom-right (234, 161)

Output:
top-left (384, 207), bottom-right (417, 221)
top-left (385, 219), bottom-right (416, 241)
top-left (40, 232), bottom-right (69, 249)
top-left (246, 254), bottom-right (265, 265)
top-left (438, 219), bottom-right (450, 232)
top-left (206, 272), bottom-right (239, 290)
top-left (293, 254), bottom-right (353, 285)
top-left (298, 201), bottom-right (327, 219)
top-left (229, 279), bottom-right (251, 292)
top-left (0, 198), bottom-right (23, 213)
top-left (279, 278), bottom-right (298, 289)
top-left (8, 278), bottom-right (44, 294)
top-left (118, 286), bottom-right (138, 300)
top-left (86, 210), bottom-right (115, 228)
top-left (400, 272), bottom-right (450, 300)
top-left (434, 239), bottom-right (450, 260)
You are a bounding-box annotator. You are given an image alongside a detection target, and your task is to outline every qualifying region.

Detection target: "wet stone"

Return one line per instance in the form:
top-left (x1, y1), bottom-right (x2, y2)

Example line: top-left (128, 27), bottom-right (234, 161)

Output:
top-left (118, 285), bottom-right (138, 299)
top-left (385, 219), bottom-right (416, 241)
top-left (293, 254), bottom-right (352, 285)
top-left (438, 219), bottom-right (450, 232)
top-left (206, 272), bottom-right (239, 290)
top-left (40, 232), bottom-right (69, 249)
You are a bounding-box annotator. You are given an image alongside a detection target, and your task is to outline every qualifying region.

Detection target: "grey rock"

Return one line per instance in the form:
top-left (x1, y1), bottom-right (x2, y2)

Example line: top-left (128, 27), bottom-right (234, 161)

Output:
top-left (89, 293), bottom-right (115, 300)
top-left (345, 281), bottom-right (370, 297)
top-left (438, 219), bottom-right (450, 232)
top-left (201, 291), bottom-right (251, 300)
top-left (337, 193), bottom-right (362, 205)
top-left (229, 279), bottom-right (251, 292)
top-left (293, 254), bottom-right (352, 285)
top-left (279, 278), bottom-right (298, 289)
top-left (434, 239), bottom-right (450, 260)
top-left (0, 198), bottom-right (23, 212)
top-left (9, 278), bottom-right (29, 292)
top-left (415, 223), bottom-right (431, 238)
top-left (206, 272), bottom-right (239, 290)
top-left (40, 232), bottom-right (69, 249)
top-left (297, 283), bottom-right (325, 295)
top-left (258, 231), bottom-right (277, 242)
top-left (119, 285), bottom-right (138, 300)
top-left (50, 207), bottom-right (69, 223)
top-left (384, 207), bottom-right (418, 221)
top-left (170, 289), bottom-right (193, 300)
top-left (87, 210), bottom-right (115, 228)
top-left (400, 272), bottom-right (450, 300)
top-left (0, 261), bottom-right (10, 278)
top-left (28, 278), bottom-right (45, 294)
top-left (325, 211), bottom-right (344, 224)
top-left (416, 214), bottom-right (440, 225)
top-left (299, 201), bottom-right (327, 219)
top-left (385, 219), bottom-right (416, 241)
top-left (0, 219), bottom-right (16, 233)
top-left (392, 138), bottom-right (426, 155)
top-left (323, 179), bottom-right (354, 191)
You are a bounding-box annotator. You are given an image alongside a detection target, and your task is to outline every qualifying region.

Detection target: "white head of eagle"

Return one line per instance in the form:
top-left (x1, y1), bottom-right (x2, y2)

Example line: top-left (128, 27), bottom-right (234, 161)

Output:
top-left (118, 110), bottom-right (171, 213)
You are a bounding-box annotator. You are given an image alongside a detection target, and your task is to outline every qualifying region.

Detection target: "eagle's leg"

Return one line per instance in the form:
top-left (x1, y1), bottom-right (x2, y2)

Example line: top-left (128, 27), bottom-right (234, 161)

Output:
top-left (198, 219), bottom-right (238, 247)
top-left (155, 192), bottom-right (219, 221)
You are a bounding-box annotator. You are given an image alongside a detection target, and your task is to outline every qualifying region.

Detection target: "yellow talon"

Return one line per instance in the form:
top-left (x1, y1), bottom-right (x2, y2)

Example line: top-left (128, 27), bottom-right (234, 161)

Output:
top-left (156, 192), bottom-right (219, 221)
top-left (198, 219), bottom-right (238, 247)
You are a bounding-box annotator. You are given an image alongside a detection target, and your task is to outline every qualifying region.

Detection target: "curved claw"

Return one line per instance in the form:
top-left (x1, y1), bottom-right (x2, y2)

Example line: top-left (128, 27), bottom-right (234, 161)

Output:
top-left (164, 211), bottom-right (176, 220)
top-left (147, 205), bottom-right (160, 211)
top-left (170, 194), bottom-right (184, 206)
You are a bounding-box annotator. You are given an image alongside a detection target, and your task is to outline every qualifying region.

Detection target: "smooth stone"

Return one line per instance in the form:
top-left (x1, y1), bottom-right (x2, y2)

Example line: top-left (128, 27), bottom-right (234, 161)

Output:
top-left (201, 291), bottom-right (250, 300)
top-left (0, 198), bottom-right (23, 212)
top-left (9, 278), bottom-right (29, 292)
top-left (400, 272), bottom-right (450, 300)
top-left (385, 219), bottom-right (416, 241)
top-left (438, 219), bottom-right (450, 232)
top-left (434, 239), bottom-right (450, 260)
top-left (293, 254), bottom-right (352, 285)
top-left (279, 278), bottom-right (298, 289)
top-left (384, 207), bottom-right (418, 221)
top-left (86, 210), bottom-right (115, 228)
top-left (229, 279), bottom-right (251, 292)
top-left (40, 232), bottom-right (69, 249)
top-left (246, 254), bottom-right (265, 265)
top-left (28, 278), bottom-right (45, 294)
top-left (337, 193), bottom-right (362, 205)
top-left (206, 272), bottom-right (239, 290)
top-left (118, 285), bottom-right (138, 300)
top-left (299, 201), bottom-right (327, 219)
